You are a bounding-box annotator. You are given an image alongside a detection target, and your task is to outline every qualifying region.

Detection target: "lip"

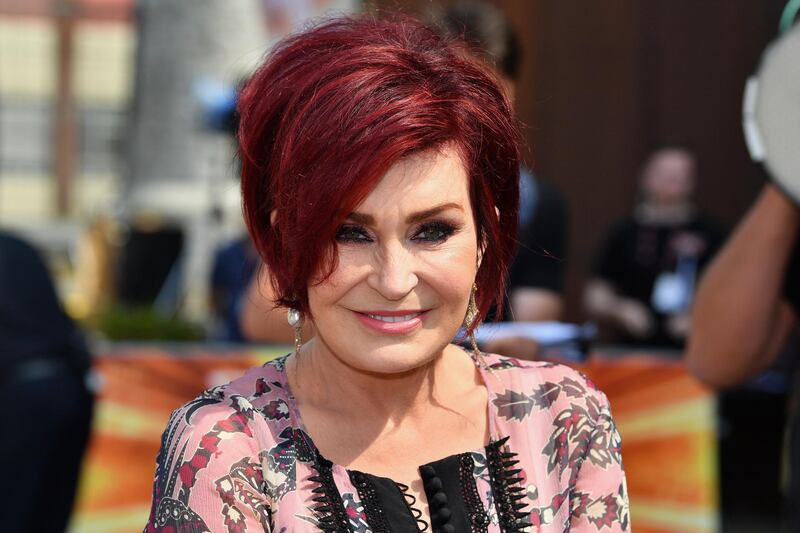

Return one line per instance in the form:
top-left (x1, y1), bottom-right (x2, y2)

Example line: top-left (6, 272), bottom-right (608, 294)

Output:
top-left (353, 309), bottom-right (428, 335)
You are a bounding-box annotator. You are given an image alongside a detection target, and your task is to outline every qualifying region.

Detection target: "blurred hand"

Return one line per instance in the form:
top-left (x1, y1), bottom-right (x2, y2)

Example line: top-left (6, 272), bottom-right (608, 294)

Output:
top-left (666, 312), bottom-right (691, 340)
top-left (616, 299), bottom-right (654, 338)
top-left (482, 336), bottom-right (541, 361)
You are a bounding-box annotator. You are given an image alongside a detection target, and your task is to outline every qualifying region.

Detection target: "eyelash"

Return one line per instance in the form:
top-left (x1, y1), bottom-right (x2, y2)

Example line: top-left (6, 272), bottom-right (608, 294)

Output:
top-left (413, 221), bottom-right (459, 243)
top-left (335, 220), bottom-right (460, 245)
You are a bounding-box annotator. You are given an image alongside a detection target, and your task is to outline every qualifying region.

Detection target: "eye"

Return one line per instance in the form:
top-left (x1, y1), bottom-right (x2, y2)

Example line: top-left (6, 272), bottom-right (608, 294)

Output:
top-left (335, 224), bottom-right (373, 243)
top-left (412, 221), bottom-right (458, 243)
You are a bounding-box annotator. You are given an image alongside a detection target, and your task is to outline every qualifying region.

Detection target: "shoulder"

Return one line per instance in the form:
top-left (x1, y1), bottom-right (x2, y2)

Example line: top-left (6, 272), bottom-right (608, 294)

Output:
top-left (147, 362), bottom-right (293, 531)
top-left (0, 230), bottom-right (45, 269)
top-left (161, 357), bottom-right (294, 449)
top-left (484, 352), bottom-right (598, 389)
top-left (0, 230), bottom-right (33, 252)
top-left (483, 353), bottom-right (611, 422)
top-left (151, 359), bottom-right (298, 500)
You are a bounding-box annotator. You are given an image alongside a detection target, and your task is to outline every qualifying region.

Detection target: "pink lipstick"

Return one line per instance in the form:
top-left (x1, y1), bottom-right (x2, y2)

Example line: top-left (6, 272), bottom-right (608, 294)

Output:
top-left (353, 309), bottom-right (428, 334)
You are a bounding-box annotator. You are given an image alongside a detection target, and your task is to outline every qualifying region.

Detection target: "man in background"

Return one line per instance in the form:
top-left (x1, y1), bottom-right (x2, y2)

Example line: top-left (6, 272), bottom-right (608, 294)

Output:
top-left (585, 147), bottom-right (724, 347)
top-left (0, 230), bottom-right (95, 532)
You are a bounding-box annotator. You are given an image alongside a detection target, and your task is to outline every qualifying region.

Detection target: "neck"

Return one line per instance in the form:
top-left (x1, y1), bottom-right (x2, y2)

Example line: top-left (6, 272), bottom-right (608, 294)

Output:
top-left (289, 337), bottom-right (469, 425)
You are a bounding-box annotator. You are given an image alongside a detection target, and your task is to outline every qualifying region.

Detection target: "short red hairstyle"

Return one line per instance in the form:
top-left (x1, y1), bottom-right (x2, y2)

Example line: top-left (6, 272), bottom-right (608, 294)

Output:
top-left (238, 15), bottom-right (520, 327)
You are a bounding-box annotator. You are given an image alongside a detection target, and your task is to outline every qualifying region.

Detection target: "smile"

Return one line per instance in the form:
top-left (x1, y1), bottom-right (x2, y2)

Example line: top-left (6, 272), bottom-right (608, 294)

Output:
top-left (365, 312), bottom-right (421, 323)
top-left (353, 310), bottom-right (428, 334)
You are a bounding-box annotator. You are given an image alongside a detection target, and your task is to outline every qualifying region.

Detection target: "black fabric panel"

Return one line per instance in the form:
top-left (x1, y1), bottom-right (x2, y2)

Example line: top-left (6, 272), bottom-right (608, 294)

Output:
top-left (355, 471), bottom-right (421, 531)
top-left (421, 454), bottom-right (474, 532)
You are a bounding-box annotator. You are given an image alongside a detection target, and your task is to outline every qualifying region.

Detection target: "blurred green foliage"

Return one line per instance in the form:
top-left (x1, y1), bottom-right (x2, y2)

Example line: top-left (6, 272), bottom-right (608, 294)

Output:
top-left (97, 306), bottom-right (205, 341)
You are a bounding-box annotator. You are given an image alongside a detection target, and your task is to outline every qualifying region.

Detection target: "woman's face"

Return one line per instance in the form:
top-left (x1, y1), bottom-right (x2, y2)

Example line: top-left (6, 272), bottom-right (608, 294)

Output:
top-left (307, 147), bottom-right (478, 374)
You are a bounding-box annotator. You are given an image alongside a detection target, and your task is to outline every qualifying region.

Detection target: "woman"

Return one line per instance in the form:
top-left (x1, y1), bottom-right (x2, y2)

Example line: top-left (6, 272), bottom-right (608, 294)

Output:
top-left (145, 16), bottom-right (628, 532)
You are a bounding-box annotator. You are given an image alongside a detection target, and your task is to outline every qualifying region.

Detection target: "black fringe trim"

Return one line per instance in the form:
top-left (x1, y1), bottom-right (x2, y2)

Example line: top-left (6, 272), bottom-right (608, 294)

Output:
top-left (486, 437), bottom-right (532, 532)
top-left (308, 454), bottom-right (352, 532)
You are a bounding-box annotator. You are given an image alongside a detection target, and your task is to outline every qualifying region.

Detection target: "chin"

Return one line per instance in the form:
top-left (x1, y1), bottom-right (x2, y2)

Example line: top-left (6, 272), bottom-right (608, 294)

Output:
top-left (361, 342), bottom-right (438, 374)
top-left (332, 336), bottom-right (447, 375)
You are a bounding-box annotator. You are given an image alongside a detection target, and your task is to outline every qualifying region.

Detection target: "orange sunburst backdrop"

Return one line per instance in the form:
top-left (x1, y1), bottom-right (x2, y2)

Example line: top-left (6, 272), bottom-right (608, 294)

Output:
top-left (579, 355), bottom-right (718, 533)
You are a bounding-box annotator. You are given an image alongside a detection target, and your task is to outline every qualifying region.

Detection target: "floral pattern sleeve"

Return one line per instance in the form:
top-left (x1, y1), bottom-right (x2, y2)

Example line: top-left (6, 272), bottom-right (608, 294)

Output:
top-left (488, 357), bottom-right (630, 532)
top-left (568, 388), bottom-right (629, 531)
top-left (144, 390), bottom-right (272, 532)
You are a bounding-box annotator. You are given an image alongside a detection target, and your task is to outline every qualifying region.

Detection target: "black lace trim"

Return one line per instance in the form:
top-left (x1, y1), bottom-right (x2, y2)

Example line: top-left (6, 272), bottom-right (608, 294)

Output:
top-left (486, 437), bottom-right (531, 532)
top-left (309, 454), bottom-right (352, 532)
top-left (397, 482), bottom-right (429, 532)
top-left (458, 453), bottom-right (490, 533)
top-left (349, 471), bottom-right (393, 533)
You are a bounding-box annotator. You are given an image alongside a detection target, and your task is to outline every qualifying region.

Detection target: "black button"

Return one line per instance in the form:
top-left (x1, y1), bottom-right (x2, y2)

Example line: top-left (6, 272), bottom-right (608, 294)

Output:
top-left (441, 524), bottom-right (456, 533)
top-left (420, 465), bottom-right (437, 479)
top-left (431, 492), bottom-right (448, 506)
top-left (471, 512), bottom-right (489, 526)
top-left (436, 507), bottom-right (452, 521)
top-left (424, 477), bottom-right (443, 492)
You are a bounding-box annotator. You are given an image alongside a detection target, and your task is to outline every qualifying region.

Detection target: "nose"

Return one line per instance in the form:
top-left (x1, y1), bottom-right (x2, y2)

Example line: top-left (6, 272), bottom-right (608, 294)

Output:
top-left (368, 241), bottom-right (418, 301)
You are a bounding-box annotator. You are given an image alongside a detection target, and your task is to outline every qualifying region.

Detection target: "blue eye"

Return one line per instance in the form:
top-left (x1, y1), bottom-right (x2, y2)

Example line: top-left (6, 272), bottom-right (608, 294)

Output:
top-left (412, 221), bottom-right (457, 243)
top-left (336, 224), bottom-right (372, 243)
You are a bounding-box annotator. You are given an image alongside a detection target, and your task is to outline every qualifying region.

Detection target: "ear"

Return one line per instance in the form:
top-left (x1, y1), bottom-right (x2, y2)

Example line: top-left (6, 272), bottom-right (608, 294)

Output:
top-left (270, 209), bottom-right (277, 227)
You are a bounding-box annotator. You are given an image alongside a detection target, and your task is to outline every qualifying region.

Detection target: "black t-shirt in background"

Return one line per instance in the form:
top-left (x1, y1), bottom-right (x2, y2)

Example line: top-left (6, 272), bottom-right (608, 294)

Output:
top-left (507, 178), bottom-right (568, 296)
top-left (593, 213), bottom-right (725, 347)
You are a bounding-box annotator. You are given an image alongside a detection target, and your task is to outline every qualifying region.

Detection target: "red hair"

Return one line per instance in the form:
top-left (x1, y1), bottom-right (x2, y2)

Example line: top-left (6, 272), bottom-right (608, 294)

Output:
top-left (238, 15), bottom-right (520, 327)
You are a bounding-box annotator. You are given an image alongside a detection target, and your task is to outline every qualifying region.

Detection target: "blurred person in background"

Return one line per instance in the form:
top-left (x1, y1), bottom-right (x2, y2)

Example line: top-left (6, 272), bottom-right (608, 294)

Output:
top-left (0, 230), bottom-right (95, 533)
top-left (433, 0), bottom-right (569, 360)
top-left (687, 183), bottom-right (800, 525)
top-left (209, 234), bottom-right (259, 341)
top-left (240, 1), bottom-right (570, 360)
top-left (145, 16), bottom-right (628, 531)
top-left (203, 81), bottom-right (261, 343)
top-left (585, 147), bottom-right (724, 348)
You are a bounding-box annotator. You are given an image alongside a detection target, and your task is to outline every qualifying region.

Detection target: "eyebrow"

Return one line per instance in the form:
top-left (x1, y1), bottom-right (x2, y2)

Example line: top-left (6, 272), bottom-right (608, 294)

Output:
top-left (346, 202), bottom-right (464, 226)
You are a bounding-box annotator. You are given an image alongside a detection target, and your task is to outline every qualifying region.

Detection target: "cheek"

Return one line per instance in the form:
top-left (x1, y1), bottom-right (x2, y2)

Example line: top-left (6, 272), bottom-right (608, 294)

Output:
top-left (307, 248), bottom-right (366, 311)
top-left (418, 238), bottom-right (479, 303)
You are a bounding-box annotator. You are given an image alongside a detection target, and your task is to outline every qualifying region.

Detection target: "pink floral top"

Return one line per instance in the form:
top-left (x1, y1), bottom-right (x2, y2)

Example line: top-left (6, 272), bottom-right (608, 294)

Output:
top-left (144, 352), bottom-right (629, 532)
